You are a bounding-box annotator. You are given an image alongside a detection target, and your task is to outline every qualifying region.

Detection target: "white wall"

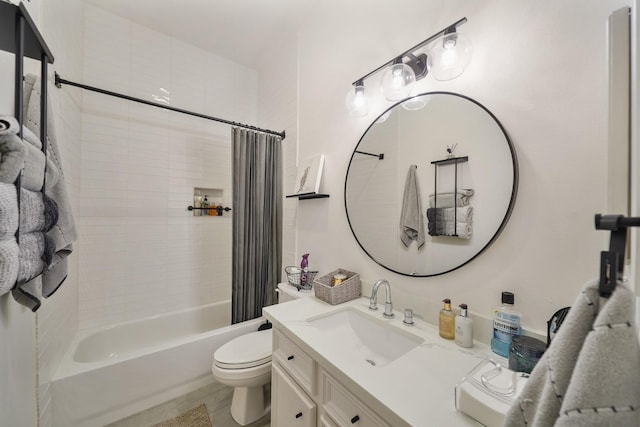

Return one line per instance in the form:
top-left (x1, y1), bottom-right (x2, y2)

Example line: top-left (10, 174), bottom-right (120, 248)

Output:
top-left (0, 1), bottom-right (84, 426)
top-left (291, 0), bottom-right (630, 334)
top-left (78, 4), bottom-right (259, 330)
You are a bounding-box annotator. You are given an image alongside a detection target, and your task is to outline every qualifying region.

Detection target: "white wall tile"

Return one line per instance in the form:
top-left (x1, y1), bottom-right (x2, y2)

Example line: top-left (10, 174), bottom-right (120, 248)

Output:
top-left (79, 5), bottom-right (257, 330)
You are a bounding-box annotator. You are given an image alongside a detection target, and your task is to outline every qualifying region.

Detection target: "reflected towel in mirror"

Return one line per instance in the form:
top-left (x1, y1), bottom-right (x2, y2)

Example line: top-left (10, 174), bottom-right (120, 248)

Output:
top-left (400, 165), bottom-right (425, 249)
top-left (428, 189), bottom-right (474, 208)
top-left (427, 206), bottom-right (473, 223)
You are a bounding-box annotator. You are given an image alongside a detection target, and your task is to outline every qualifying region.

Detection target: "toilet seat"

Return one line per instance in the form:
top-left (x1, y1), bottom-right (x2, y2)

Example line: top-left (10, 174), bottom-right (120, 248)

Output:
top-left (214, 329), bottom-right (272, 370)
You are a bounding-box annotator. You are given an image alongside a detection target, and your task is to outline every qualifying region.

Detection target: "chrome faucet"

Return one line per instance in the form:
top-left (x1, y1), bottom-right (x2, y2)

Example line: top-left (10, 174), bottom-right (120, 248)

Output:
top-left (369, 280), bottom-right (394, 318)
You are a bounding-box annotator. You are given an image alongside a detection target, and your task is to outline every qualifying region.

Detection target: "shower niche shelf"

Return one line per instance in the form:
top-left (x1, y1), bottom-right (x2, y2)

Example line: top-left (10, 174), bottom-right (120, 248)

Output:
top-left (189, 187), bottom-right (230, 216)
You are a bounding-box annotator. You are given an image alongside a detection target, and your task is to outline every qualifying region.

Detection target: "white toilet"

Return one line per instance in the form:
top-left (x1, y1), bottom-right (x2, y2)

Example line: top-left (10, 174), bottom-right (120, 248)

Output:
top-left (212, 282), bottom-right (313, 425)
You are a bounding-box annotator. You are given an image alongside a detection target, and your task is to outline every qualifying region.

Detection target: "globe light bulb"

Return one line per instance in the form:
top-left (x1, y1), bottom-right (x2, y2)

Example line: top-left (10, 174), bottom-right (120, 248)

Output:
top-left (427, 32), bottom-right (473, 81)
top-left (344, 82), bottom-right (373, 117)
top-left (380, 60), bottom-right (416, 101)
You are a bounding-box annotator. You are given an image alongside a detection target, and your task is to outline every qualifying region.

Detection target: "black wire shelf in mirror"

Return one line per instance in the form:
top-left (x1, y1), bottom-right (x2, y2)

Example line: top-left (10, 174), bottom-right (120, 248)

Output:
top-left (344, 91), bottom-right (518, 277)
top-left (286, 193), bottom-right (330, 200)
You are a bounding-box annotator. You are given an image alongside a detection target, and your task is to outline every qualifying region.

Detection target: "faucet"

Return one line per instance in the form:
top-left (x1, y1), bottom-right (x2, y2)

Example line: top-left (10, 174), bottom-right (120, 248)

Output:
top-left (369, 280), bottom-right (394, 318)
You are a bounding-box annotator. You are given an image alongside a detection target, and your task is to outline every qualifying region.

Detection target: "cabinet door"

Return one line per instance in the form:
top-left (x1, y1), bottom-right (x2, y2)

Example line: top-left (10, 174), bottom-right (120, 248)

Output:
top-left (272, 362), bottom-right (317, 427)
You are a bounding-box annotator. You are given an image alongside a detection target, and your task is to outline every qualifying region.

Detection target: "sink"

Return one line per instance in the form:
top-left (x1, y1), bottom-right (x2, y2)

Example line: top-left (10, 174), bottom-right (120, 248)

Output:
top-left (307, 308), bottom-right (423, 367)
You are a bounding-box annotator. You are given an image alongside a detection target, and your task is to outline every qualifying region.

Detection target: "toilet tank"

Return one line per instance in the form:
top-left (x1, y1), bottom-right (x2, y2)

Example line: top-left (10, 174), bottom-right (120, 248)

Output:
top-left (277, 282), bottom-right (314, 303)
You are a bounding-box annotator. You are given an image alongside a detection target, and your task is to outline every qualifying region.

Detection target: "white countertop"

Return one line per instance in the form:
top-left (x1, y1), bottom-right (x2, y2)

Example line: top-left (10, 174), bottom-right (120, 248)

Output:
top-left (263, 295), bottom-right (508, 427)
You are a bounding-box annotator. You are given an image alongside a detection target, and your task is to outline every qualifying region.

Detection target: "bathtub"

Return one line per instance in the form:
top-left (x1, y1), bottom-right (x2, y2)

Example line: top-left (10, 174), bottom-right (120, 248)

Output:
top-left (51, 300), bottom-right (265, 427)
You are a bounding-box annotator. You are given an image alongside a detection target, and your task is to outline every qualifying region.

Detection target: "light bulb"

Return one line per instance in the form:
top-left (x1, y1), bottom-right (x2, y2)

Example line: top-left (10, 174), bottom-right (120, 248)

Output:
top-left (427, 32), bottom-right (472, 81)
top-left (345, 82), bottom-right (373, 117)
top-left (380, 60), bottom-right (416, 101)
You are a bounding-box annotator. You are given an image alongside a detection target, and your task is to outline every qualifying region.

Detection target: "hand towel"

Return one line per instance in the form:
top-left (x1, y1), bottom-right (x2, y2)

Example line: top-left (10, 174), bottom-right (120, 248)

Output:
top-left (428, 189), bottom-right (474, 208)
top-left (0, 238), bottom-right (19, 297)
top-left (427, 206), bottom-right (473, 223)
top-left (0, 133), bottom-right (26, 184)
top-left (20, 189), bottom-right (58, 233)
top-left (428, 220), bottom-right (472, 238)
top-left (399, 165), bottom-right (425, 249)
top-left (503, 278), bottom-right (640, 426)
top-left (24, 74), bottom-right (77, 299)
top-left (0, 183), bottom-right (18, 240)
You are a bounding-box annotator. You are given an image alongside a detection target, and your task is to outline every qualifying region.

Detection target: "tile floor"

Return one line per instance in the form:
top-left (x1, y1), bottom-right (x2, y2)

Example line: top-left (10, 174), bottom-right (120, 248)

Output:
top-left (107, 381), bottom-right (270, 427)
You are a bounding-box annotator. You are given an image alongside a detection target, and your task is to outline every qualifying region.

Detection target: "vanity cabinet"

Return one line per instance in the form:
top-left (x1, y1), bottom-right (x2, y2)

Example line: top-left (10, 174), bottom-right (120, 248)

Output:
top-left (272, 329), bottom-right (392, 427)
top-left (272, 363), bottom-right (316, 427)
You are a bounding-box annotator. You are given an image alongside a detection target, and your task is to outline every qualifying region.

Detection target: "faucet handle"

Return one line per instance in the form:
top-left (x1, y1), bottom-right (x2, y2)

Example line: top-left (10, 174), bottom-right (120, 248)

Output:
top-left (403, 308), bottom-right (414, 326)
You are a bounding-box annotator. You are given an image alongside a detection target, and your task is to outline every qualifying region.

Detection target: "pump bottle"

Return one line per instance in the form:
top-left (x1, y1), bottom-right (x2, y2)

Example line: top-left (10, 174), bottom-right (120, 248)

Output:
top-left (455, 303), bottom-right (474, 348)
top-left (439, 299), bottom-right (456, 340)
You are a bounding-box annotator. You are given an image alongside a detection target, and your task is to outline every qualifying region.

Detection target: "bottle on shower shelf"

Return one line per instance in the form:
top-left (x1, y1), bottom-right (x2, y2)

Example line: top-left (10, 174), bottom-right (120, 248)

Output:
top-left (300, 254), bottom-right (310, 287)
top-left (202, 195), bottom-right (210, 216)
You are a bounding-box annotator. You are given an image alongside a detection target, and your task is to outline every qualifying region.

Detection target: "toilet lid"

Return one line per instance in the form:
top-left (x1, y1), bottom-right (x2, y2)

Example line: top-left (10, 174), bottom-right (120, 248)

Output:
top-left (214, 329), bottom-right (273, 369)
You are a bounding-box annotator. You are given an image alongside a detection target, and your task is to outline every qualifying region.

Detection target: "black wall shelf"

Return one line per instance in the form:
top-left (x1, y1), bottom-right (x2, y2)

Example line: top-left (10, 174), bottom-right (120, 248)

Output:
top-left (286, 193), bottom-right (330, 200)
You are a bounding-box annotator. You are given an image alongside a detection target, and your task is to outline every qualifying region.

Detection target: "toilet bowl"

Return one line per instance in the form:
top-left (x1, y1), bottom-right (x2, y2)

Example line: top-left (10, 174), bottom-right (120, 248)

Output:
top-left (212, 329), bottom-right (273, 425)
top-left (212, 282), bottom-right (312, 425)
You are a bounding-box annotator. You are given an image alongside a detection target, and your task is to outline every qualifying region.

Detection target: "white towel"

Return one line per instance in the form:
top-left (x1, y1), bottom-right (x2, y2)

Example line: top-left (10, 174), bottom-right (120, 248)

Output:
top-left (504, 278), bottom-right (640, 426)
top-left (399, 165), bottom-right (425, 249)
top-left (429, 189), bottom-right (474, 208)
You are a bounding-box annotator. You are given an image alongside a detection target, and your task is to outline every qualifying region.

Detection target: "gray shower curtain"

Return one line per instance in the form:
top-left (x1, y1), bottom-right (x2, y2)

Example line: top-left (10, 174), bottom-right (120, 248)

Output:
top-left (231, 128), bottom-right (283, 324)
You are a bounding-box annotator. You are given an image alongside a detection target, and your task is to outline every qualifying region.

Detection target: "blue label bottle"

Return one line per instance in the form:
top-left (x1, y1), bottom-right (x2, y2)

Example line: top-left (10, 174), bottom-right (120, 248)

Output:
top-left (491, 291), bottom-right (522, 357)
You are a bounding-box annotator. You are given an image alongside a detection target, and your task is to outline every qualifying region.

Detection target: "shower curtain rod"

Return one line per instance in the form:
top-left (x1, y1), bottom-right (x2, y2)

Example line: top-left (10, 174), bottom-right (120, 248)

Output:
top-left (54, 72), bottom-right (286, 140)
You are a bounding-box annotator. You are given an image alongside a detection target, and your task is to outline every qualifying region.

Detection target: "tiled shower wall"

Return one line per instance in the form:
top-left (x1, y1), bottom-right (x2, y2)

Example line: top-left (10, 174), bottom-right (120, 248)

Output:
top-left (79, 4), bottom-right (259, 331)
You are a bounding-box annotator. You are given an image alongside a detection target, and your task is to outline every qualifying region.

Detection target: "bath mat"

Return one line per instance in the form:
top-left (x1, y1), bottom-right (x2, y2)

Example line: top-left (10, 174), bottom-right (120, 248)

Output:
top-left (151, 404), bottom-right (213, 427)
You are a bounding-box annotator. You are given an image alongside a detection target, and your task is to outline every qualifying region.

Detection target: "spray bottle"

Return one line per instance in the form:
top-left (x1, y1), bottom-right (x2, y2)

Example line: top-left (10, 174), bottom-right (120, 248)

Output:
top-left (300, 254), bottom-right (310, 287)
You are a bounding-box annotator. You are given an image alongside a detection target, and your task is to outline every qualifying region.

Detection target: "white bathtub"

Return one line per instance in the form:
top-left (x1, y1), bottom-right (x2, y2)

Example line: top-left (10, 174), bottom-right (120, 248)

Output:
top-left (51, 300), bottom-right (265, 427)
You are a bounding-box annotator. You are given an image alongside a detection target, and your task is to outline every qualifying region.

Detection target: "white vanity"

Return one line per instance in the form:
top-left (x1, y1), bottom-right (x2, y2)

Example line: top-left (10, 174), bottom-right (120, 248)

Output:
top-left (263, 296), bottom-right (505, 427)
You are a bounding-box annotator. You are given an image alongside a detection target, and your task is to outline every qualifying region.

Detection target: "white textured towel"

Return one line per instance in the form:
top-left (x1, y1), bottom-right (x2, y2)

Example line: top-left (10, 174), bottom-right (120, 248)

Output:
top-left (504, 278), bottom-right (640, 426)
top-left (429, 189), bottom-right (474, 208)
top-left (399, 165), bottom-right (425, 249)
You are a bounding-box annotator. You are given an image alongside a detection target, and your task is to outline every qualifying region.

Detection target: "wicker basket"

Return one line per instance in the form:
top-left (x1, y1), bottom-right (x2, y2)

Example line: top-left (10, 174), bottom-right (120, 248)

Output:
top-left (313, 268), bottom-right (361, 305)
top-left (284, 266), bottom-right (318, 290)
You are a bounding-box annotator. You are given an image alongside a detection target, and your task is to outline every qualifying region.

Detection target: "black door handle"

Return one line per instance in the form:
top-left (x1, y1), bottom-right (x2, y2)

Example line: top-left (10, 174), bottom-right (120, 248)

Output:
top-left (351, 415), bottom-right (360, 423)
top-left (287, 355), bottom-right (295, 360)
top-left (295, 412), bottom-right (303, 419)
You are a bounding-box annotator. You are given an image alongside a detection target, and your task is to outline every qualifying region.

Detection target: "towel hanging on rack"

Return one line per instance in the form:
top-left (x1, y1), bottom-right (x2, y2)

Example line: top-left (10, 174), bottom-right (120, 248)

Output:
top-left (399, 164), bottom-right (425, 249)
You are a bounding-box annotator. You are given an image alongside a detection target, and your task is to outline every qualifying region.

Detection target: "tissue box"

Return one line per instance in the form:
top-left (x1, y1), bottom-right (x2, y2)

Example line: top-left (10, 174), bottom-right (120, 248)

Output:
top-left (313, 268), bottom-right (360, 305)
top-left (455, 359), bottom-right (529, 427)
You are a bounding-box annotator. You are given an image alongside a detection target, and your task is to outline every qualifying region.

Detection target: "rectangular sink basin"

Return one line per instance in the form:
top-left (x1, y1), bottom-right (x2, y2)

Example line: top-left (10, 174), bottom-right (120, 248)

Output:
top-left (307, 308), bottom-right (423, 367)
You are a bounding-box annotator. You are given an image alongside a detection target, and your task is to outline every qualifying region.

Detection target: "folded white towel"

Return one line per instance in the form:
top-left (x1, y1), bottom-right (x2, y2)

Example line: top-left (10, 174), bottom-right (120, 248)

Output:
top-left (429, 189), bottom-right (474, 208)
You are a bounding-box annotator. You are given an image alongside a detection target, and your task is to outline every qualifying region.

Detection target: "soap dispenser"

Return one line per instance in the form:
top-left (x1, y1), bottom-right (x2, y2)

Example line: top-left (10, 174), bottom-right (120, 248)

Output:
top-left (439, 299), bottom-right (456, 340)
top-left (455, 304), bottom-right (474, 348)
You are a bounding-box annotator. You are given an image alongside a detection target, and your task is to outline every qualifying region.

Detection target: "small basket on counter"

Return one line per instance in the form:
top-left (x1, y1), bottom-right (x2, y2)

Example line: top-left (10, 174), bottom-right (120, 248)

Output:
top-left (313, 268), bottom-right (361, 305)
top-left (284, 266), bottom-right (318, 290)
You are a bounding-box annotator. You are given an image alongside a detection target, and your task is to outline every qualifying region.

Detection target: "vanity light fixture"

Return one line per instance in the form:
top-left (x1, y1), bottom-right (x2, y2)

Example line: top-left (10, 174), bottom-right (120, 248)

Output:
top-left (345, 17), bottom-right (470, 116)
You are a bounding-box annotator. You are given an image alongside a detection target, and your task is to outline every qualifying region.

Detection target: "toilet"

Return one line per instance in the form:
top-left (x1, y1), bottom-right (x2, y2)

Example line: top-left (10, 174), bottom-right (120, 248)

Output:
top-left (212, 282), bottom-right (313, 425)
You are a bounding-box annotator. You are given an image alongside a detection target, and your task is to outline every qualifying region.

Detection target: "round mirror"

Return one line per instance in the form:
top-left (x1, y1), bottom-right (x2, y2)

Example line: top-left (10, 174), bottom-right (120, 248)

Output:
top-left (344, 92), bottom-right (518, 276)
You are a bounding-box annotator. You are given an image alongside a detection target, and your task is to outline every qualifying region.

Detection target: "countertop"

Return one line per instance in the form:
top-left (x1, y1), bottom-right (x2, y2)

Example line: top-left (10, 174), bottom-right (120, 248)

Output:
top-left (263, 295), bottom-right (508, 427)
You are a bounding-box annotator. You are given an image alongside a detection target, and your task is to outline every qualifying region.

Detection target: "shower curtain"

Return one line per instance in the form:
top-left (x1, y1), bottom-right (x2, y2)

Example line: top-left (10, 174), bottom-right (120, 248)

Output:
top-left (231, 128), bottom-right (282, 324)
